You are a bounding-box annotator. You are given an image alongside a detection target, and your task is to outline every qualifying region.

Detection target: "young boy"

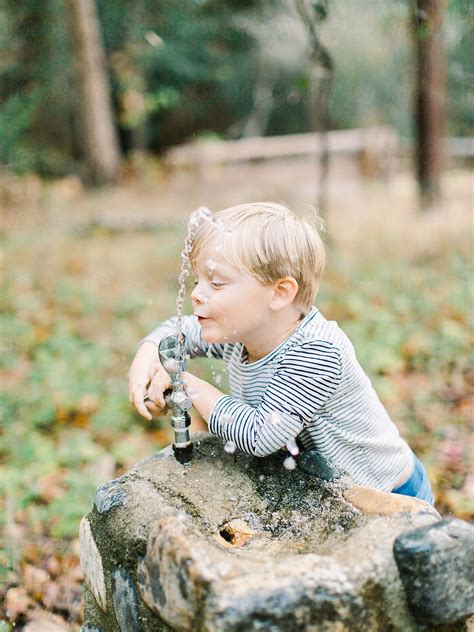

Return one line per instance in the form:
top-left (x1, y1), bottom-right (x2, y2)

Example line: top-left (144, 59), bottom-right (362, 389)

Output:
top-left (128, 202), bottom-right (434, 504)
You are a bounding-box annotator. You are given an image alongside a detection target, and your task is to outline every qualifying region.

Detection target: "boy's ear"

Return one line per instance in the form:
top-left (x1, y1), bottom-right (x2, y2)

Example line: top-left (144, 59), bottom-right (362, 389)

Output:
top-left (270, 277), bottom-right (299, 310)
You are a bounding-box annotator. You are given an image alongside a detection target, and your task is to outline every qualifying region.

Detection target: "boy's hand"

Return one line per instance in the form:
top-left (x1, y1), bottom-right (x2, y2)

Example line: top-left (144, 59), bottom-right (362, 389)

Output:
top-left (181, 371), bottom-right (224, 423)
top-left (128, 368), bottom-right (153, 421)
top-left (128, 341), bottom-right (162, 421)
top-left (145, 362), bottom-right (172, 415)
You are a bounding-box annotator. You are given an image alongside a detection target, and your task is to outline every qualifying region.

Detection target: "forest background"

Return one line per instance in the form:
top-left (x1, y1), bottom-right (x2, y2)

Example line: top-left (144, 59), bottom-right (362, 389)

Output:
top-left (1, 0), bottom-right (472, 629)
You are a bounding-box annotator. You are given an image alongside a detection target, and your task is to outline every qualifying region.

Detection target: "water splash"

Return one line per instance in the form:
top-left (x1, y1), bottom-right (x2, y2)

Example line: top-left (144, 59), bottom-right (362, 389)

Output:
top-left (162, 358), bottom-right (181, 374)
top-left (267, 411), bottom-right (281, 425)
top-left (206, 258), bottom-right (217, 272)
top-left (175, 207), bottom-right (219, 352)
top-left (224, 441), bottom-right (237, 454)
top-left (220, 414), bottom-right (234, 427)
top-left (283, 456), bottom-right (297, 470)
top-left (219, 414), bottom-right (234, 433)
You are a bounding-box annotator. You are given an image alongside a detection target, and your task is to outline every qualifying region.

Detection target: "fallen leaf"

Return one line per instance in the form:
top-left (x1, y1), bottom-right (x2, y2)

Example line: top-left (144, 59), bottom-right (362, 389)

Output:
top-left (4, 586), bottom-right (33, 621)
top-left (42, 580), bottom-right (82, 619)
top-left (23, 564), bottom-right (50, 599)
top-left (23, 609), bottom-right (70, 631)
top-left (44, 555), bottom-right (61, 578)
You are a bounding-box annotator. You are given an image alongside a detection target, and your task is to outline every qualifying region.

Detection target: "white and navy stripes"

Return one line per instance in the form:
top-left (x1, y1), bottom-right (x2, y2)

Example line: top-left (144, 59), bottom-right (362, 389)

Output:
top-left (141, 306), bottom-right (413, 491)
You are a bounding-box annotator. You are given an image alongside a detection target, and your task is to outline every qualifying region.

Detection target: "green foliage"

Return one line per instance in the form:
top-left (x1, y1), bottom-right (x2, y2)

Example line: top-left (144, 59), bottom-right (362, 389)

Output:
top-left (324, 2), bottom-right (412, 134)
top-left (1, 1), bottom-right (470, 176)
top-left (446, 0), bottom-right (473, 135)
top-left (0, 257), bottom-right (170, 540)
top-left (319, 253), bottom-right (471, 379)
top-left (48, 469), bottom-right (101, 538)
top-left (0, 90), bottom-right (42, 169)
top-left (0, 0), bottom-right (76, 176)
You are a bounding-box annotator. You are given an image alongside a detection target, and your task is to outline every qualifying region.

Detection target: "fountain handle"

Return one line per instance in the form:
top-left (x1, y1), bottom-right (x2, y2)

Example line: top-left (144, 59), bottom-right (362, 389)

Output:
top-left (158, 334), bottom-right (194, 465)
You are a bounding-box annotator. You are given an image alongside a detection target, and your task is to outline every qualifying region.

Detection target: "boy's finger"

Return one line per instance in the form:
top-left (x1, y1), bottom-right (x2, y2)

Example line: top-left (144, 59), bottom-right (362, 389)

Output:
top-left (151, 372), bottom-right (172, 392)
top-left (132, 389), bottom-right (153, 420)
top-left (145, 400), bottom-right (164, 416)
top-left (148, 362), bottom-right (163, 380)
top-left (146, 385), bottom-right (165, 409)
top-left (148, 373), bottom-right (171, 402)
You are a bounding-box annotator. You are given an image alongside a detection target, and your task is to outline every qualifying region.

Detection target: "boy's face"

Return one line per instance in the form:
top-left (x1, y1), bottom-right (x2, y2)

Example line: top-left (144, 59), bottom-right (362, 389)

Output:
top-left (191, 244), bottom-right (275, 346)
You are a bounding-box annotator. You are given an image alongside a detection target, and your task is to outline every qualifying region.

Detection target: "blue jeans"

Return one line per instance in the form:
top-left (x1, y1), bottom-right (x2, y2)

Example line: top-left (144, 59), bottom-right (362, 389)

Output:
top-left (392, 455), bottom-right (435, 505)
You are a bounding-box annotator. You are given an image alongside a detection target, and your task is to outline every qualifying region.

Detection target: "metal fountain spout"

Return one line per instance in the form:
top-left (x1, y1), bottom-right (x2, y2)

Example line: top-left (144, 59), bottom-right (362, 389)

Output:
top-left (158, 334), bottom-right (194, 465)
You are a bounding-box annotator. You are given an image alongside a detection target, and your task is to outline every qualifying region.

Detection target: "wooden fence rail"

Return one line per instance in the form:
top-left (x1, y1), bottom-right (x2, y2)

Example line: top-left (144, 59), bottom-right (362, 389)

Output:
top-left (164, 127), bottom-right (400, 167)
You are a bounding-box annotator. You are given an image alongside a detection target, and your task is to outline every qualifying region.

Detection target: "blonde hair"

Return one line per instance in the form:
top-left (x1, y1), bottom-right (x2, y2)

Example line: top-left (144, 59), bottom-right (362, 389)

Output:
top-left (190, 202), bottom-right (326, 311)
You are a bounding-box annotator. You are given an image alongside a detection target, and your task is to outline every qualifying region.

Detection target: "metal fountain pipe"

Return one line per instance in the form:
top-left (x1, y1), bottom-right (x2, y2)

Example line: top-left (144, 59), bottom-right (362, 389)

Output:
top-left (158, 333), bottom-right (194, 465)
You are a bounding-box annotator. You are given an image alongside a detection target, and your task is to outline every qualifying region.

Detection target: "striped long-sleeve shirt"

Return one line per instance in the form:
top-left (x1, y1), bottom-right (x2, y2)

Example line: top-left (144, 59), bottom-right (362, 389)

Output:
top-left (141, 306), bottom-right (413, 491)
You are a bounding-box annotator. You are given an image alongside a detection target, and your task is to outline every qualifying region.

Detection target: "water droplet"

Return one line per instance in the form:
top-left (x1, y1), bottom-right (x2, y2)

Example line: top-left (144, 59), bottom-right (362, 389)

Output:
top-left (215, 374), bottom-right (222, 386)
top-left (267, 411), bottom-right (281, 425)
top-left (283, 456), bottom-right (296, 470)
top-left (224, 441), bottom-right (237, 454)
top-left (163, 358), bottom-right (180, 374)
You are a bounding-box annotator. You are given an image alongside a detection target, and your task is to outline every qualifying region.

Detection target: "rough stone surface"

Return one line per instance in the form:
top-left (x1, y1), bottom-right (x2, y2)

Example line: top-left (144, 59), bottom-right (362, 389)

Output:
top-left (393, 518), bottom-right (474, 626)
top-left (80, 432), bottom-right (467, 631)
top-left (297, 448), bottom-right (342, 481)
top-left (79, 517), bottom-right (107, 612)
top-left (94, 479), bottom-right (130, 514)
top-left (112, 567), bottom-right (140, 632)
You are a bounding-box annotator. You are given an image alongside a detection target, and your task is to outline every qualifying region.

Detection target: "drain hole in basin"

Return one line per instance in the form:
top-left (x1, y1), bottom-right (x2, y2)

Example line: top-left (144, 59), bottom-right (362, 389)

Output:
top-left (218, 519), bottom-right (255, 547)
top-left (219, 525), bottom-right (235, 544)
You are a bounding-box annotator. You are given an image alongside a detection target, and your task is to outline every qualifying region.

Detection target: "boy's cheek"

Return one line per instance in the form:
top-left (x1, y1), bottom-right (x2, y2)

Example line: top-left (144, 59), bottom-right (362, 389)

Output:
top-left (200, 324), bottom-right (219, 344)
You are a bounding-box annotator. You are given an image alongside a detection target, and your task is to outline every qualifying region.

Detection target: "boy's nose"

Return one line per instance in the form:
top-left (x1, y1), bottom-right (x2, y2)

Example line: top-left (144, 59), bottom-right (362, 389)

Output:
top-left (191, 285), bottom-right (205, 306)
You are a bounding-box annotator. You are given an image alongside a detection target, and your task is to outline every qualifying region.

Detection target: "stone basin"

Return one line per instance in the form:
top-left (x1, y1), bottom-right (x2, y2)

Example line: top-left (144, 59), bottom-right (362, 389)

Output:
top-left (80, 433), bottom-right (470, 632)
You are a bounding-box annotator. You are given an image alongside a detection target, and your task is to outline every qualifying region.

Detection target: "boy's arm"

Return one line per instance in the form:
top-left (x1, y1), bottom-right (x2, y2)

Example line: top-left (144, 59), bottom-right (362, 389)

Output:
top-left (184, 341), bottom-right (342, 456)
top-left (182, 372), bottom-right (225, 421)
top-left (130, 315), bottom-right (224, 420)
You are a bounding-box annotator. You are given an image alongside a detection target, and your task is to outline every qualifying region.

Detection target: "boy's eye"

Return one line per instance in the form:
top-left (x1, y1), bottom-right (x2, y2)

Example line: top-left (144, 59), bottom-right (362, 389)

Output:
top-left (193, 279), bottom-right (225, 288)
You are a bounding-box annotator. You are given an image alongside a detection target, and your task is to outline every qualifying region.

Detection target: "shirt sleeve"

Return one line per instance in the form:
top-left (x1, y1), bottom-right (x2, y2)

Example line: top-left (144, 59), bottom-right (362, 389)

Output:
top-left (138, 315), bottom-right (225, 359)
top-left (208, 340), bottom-right (342, 456)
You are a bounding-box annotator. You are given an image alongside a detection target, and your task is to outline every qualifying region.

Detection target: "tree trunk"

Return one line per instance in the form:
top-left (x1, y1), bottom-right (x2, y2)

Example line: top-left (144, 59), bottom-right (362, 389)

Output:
top-left (296, 0), bottom-right (333, 219)
top-left (411, 0), bottom-right (446, 209)
top-left (70, 0), bottom-right (120, 184)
